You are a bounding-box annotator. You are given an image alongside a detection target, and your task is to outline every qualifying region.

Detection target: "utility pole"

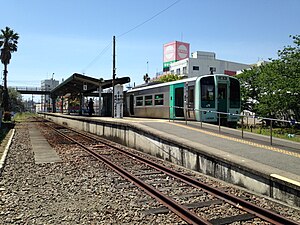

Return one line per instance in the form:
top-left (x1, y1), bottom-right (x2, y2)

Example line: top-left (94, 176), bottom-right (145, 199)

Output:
top-left (112, 36), bottom-right (116, 118)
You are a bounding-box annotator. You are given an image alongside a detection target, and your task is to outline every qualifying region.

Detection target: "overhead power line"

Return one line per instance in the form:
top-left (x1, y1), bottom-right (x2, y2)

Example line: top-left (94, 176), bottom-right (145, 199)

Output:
top-left (117, 0), bottom-right (181, 38)
top-left (81, 42), bottom-right (112, 74)
top-left (82, 0), bottom-right (181, 73)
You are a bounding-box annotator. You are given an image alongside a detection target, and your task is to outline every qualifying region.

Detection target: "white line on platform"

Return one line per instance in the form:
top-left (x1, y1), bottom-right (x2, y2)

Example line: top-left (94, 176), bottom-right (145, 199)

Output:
top-left (271, 174), bottom-right (300, 187)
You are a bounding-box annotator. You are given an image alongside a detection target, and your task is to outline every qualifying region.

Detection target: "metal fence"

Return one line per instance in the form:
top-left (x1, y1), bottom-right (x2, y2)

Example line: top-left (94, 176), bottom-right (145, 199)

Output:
top-left (169, 106), bottom-right (299, 145)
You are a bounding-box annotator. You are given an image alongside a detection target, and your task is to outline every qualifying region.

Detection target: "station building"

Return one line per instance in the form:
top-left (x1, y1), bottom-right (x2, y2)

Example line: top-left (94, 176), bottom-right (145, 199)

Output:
top-left (41, 78), bottom-right (59, 112)
top-left (162, 41), bottom-right (251, 78)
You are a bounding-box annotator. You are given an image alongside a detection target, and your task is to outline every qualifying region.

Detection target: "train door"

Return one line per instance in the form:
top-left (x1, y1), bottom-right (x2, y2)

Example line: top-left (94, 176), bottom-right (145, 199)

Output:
top-left (217, 83), bottom-right (227, 112)
top-left (170, 83), bottom-right (184, 119)
top-left (186, 83), bottom-right (195, 120)
top-left (129, 94), bottom-right (134, 115)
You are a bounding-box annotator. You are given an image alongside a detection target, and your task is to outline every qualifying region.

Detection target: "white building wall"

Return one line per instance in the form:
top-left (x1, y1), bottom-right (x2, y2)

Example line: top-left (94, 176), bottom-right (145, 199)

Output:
top-left (169, 51), bottom-right (250, 77)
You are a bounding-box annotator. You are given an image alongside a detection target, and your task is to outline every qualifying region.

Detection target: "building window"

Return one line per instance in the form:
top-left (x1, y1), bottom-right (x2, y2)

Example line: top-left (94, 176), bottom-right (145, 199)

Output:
top-left (183, 66), bottom-right (187, 74)
top-left (144, 95), bottom-right (153, 106)
top-left (193, 66), bottom-right (199, 71)
top-left (209, 67), bottom-right (216, 74)
top-left (176, 68), bottom-right (180, 74)
top-left (154, 94), bottom-right (164, 105)
top-left (136, 96), bottom-right (143, 106)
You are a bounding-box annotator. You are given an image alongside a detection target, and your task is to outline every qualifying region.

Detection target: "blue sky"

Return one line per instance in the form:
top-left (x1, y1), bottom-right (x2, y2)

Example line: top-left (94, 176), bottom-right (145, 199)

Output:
top-left (1, 0), bottom-right (299, 89)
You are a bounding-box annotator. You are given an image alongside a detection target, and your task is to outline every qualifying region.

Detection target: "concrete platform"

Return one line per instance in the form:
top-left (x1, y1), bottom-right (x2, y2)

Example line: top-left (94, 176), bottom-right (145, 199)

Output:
top-left (40, 113), bottom-right (300, 207)
top-left (28, 124), bottom-right (61, 164)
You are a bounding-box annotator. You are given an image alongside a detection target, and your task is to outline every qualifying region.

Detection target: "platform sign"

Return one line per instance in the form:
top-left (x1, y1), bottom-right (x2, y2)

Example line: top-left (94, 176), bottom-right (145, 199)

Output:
top-left (114, 84), bottom-right (123, 118)
top-left (163, 60), bottom-right (177, 70)
top-left (163, 41), bottom-right (190, 71)
top-left (163, 41), bottom-right (190, 63)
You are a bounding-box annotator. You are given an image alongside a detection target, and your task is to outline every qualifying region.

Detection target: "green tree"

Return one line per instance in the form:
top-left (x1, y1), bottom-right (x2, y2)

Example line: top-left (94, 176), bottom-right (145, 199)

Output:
top-left (236, 66), bottom-right (261, 112)
top-left (276, 35), bottom-right (300, 121)
top-left (0, 27), bottom-right (19, 111)
top-left (157, 74), bottom-right (183, 82)
top-left (254, 61), bottom-right (284, 118)
top-left (237, 35), bottom-right (300, 121)
top-left (8, 88), bottom-right (25, 112)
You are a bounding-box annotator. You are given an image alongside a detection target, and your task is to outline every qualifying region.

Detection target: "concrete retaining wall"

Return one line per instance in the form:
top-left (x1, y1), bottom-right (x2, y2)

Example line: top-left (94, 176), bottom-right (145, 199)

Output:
top-left (41, 113), bottom-right (300, 207)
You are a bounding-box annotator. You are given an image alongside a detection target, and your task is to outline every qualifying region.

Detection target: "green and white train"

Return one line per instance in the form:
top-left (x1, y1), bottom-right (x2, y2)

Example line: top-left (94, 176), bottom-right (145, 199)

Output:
top-left (125, 74), bottom-right (241, 126)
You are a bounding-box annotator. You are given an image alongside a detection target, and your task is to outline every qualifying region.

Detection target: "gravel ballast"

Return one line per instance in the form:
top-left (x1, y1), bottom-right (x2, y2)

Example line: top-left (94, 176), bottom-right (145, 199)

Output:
top-left (0, 123), bottom-right (187, 224)
top-left (0, 122), bottom-right (299, 224)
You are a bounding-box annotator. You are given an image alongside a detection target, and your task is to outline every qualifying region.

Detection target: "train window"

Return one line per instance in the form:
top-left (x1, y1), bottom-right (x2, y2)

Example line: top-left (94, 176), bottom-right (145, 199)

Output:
top-left (136, 96), bottom-right (143, 106)
top-left (229, 78), bottom-right (240, 108)
top-left (144, 95), bottom-right (153, 106)
top-left (188, 86), bottom-right (194, 108)
top-left (154, 94), bottom-right (164, 105)
top-left (200, 76), bottom-right (215, 108)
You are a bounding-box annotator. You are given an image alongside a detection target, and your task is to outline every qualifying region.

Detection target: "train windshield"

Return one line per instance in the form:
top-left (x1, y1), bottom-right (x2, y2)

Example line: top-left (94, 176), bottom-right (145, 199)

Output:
top-left (200, 76), bottom-right (215, 108)
top-left (229, 78), bottom-right (240, 108)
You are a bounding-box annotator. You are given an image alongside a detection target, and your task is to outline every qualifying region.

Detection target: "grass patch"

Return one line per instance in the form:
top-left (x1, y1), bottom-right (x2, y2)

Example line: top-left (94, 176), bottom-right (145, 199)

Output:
top-left (13, 112), bottom-right (36, 122)
top-left (0, 112), bottom-right (35, 143)
top-left (239, 126), bottom-right (300, 142)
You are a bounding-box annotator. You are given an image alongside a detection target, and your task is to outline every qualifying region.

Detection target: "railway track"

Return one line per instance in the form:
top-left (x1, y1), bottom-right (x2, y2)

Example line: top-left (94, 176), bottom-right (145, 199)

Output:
top-left (41, 119), bottom-right (299, 225)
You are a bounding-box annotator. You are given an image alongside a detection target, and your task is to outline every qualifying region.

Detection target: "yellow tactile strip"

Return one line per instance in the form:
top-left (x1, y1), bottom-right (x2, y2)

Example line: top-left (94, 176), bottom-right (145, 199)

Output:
top-left (121, 118), bottom-right (300, 159)
top-left (166, 122), bottom-right (300, 159)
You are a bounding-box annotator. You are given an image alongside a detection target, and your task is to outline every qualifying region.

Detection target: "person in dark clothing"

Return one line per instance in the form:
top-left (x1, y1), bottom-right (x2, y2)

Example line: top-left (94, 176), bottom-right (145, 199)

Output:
top-left (88, 98), bottom-right (94, 116)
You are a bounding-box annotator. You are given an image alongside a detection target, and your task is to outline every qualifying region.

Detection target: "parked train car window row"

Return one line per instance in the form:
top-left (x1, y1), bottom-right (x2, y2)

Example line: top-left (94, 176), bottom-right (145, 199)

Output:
top-left (154, 94), bottom-right (164, 105)
top-left (145, 95), bottom-right (153, 106)
top-left (136, 96), bottom-right (143, 106)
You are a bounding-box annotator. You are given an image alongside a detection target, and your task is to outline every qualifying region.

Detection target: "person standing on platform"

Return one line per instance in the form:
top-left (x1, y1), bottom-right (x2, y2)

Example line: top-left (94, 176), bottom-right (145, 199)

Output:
top-left (88, 98), bottom-right (94, 116)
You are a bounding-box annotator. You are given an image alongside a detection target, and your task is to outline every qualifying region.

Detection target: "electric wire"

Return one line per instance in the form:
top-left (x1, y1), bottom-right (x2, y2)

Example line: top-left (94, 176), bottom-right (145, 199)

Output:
top-left (117, 0), bottom-right (181, 38)
top-left (81, 0), bottom-right (181, 73)
top-left (81, 42), bottom-right (112, 74)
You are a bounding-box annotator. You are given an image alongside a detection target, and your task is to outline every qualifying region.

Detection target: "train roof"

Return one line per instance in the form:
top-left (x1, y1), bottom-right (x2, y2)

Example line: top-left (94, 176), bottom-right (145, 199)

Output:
top-left (127, 74), bottom-right (236, 93)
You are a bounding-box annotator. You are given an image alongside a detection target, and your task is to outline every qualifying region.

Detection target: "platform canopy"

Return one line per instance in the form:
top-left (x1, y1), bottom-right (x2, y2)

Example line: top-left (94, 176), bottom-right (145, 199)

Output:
top-left (51, 73), bottom-right (130, 97)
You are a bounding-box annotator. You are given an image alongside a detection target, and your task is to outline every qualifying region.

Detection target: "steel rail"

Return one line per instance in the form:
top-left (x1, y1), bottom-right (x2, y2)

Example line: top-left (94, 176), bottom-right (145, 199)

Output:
top-left (70, 129), bottom-right (297, 225)
top-left (101, 139), bottom-right (298, 225)
top-left (44, 121), bottom-right (299, 225)
top-left (45, 122), bottom-right (212, 225)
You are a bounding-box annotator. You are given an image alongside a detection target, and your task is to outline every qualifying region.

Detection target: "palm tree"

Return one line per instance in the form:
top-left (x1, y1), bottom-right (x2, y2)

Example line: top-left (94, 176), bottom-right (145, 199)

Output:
top-left (0, 26), bottom-right (19, 111)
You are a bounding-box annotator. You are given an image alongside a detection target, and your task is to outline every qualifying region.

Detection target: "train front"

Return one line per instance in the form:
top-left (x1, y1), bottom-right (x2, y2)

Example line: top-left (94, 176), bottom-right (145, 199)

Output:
top-left (195, 74), bottom-right (241, 127)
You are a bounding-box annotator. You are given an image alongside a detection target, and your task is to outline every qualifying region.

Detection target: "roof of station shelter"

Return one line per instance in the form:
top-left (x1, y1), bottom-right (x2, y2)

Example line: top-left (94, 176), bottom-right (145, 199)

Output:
top-left (51, 73), bottom-right (130, 97)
